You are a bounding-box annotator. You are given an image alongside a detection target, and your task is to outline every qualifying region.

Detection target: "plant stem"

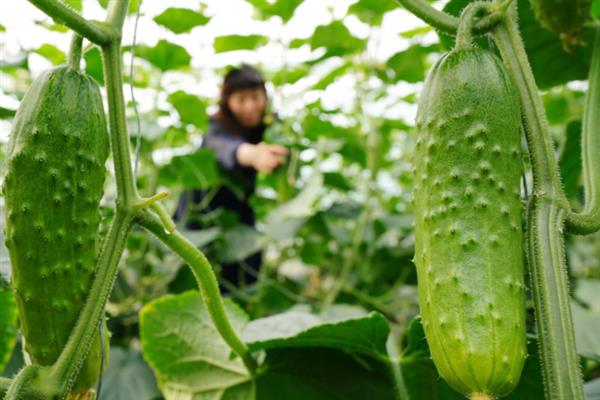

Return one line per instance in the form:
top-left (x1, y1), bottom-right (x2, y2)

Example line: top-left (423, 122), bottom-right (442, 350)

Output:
top-left (4, 365), bottom-right (41, 400)
top-left (50, 211), bottom-right (134, 396)
top-left (68, 33), bottom-right (83, 70)
top-left (566, 25), bottom-right (600, 235)
top-left (492, 5), bottom-right (584, 399)
top-left (135, 209), bottom-right (257, 374)
top-left (28, 0), bottom-right (115, 45)
top-left (101, 41), bottom-right (139, 207)
top-left (455, 2), bottom-right (493, 50)
top-left (395, 0), bottom-right (501, 35)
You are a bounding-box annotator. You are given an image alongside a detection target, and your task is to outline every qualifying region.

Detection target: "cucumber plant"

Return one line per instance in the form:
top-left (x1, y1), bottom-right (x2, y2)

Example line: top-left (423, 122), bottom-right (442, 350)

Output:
top-left (0, 1), bottom-right (256, 399)
top-left (399, 0), bottom-right (600, 399)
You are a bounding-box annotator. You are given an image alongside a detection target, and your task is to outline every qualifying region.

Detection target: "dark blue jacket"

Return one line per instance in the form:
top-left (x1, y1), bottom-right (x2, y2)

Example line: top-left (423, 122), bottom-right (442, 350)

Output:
top-left (174, 118), bottom-right (263, 229)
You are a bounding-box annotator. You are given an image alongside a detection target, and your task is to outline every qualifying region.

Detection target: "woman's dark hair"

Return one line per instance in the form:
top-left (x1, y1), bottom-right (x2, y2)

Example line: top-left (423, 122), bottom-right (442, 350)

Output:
top-left (215, 64), bottom-right (267, 141)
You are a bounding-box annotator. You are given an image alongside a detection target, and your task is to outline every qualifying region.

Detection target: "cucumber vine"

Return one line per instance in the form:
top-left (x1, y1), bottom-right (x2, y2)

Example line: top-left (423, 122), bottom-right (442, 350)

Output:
top-left (0, 0), bottom-right (256, 398)
top-left (397, 0), bottom-right (600, 399)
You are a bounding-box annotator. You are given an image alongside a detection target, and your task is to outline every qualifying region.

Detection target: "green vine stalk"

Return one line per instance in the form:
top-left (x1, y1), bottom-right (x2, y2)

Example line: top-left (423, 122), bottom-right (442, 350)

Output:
top-left (1, 0), bottom-right (256, 397)
top-left (566, 25), bottom-right (600, 235)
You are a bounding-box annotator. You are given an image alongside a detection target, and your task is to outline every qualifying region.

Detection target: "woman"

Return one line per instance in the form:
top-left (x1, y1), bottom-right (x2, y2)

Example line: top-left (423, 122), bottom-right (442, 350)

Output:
top-left (175, 64), bottom-right (288, 289)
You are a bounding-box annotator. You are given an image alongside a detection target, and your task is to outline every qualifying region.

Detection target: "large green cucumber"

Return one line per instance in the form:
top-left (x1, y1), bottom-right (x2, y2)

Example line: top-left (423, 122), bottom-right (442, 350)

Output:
top-left (3, 66), bottom-right (110, 393)
top-left (413, 47), bottom-right (527, 399)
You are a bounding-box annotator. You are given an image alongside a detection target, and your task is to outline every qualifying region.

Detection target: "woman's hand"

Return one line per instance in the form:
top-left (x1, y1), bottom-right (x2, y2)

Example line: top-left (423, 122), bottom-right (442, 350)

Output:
top-left (236, 142), bottom-right (289, 173)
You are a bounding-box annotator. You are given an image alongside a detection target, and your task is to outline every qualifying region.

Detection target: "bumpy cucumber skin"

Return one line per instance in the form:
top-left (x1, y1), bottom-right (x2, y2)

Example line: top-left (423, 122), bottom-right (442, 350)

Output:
top-left (530, 0), bottom-right (591, 37)
top-left (3, 66), bottom-right (109, 392)
top-left (413, 49), bottom-right (527, 398)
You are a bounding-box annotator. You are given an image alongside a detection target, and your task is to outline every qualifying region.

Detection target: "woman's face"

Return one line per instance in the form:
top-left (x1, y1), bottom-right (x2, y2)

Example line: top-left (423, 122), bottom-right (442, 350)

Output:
top-left (227, 87), bottom-right (267, 128)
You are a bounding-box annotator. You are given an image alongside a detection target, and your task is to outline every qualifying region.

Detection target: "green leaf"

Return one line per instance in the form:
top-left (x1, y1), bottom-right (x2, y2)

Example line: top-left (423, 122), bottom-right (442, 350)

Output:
top-left (309, 21), bottom-right (367, 57)
top-left (153, 8), bottom-right (209, 34)
top-left (271, 64), bottom-right (309, 85)
top-left (572, 279), bottom-right (600, 361)
top-left (382, 45), bottom-right (437, 83)
top-left (263, 173), bottom-right (322, 240)
top-left (98, 348), bottom-right (161, 400)
top-left (64, 0), bottom-right (82, 12)
top-left (33, 44), bottom-right (65, 65)
top-left (180, 227), bottom-right (222, 248)
top-left (323, 171), bottom-right (352, 191)
top-left (592, 0), bottom-right (600, 18)
top-left (313, 62), bottom-right (351, 90)
top-left (585, 378), bottom-right (600, 399)
top-left (246, 0), bottom-right (303, 22)
top-left (213, 34), bottom-right (269, 53)
top-left (244, 310), bottom-right (389, 356)
top-left (140, 291), bottom-right (253, 399)
top-left (347, 0), bottom-right (397, 25)
top-left (256, 347), bottom-right (395, 400)
top-left (217, 225), bottom-right (267, 263)
top-left (84, 47), bottom-right (104, 85)
top-left (0, 24), bottom-right (5, 32)
top-left (0, 281), bottom-right (17, 373)
top-left (167, 90), bottom-right (207, 128)
top-left (135, 39), bottom-right (191, 72)
top-left (158, 149), bottom-right (220, 189)
top-left (97, 0), bottom-right (139, 14)
top-left (559, 120), bottom-right (583, 202)
top-left (0, 107), bottom-right (16, 119)
top-left (442, 0), bottom-right (594, 88)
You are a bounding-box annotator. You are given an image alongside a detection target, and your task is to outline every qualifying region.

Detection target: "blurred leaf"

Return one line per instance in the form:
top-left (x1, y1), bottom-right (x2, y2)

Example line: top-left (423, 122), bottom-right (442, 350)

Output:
top-left (593, 0), bottom-right (600, 18)
top-left (586, 378), bottom-right (600, 399)
top-left (84, 47), bottom-right (104, 85)
top-left (217, 225), bottom-right (267, 263)
top-left (0, 24), bottom-right (5, 32)
top-left (33, 44), bottom-right (65, 65)
top-left (572, 279), bottom-right (600, 361)
top-left (442, 0), bottom-right (594, 88)
top-left (559, 120), bottom-right (583, 202)
top-left (0, 281), bottom-right (17, 373)
top-left (180, 226), bottom-right (222, 248)
top-left (289, 38), bottom-right (308, 48)
top-left (140, 291), bottom-right (253, 399)
top-left (97, 0), bottom-right (139, 14)
top-left (64, 0), bottom-right (82, 12)
top-left (135, 39), bottom-right (191, 72)
top-left (247, 0), bottom-right (303, 22)
top-left (0, 107), bottom-right (16, 119)
top-left (348, 0), bottom-right (397, 25)
top-left (271, 64), bottom-right (309, 85)
top-left (309, 21), bottom-right (367, 57)
top-left (35, 20), bottom-right (69, 33)
top-left (544, 92), bottom-right (570, 124)
top-left (313, 62), bottom-right (351, 90)
top-left (382, 44), bottom-right (436, 83)
top-left (213, 34), bottom-right (269, 53)
top-left (158, 149), bottom-right (220, 189)
top-left (323, 172), bottom-right (352, 191)
top-left (167, 90), bottom-right (207, 128)
top-left (153, 8), bottom-right (209, 34)
top-left (400, 26), bottom-right (432, 39)
top-left (98, 347), bottom-right (161, 400)
top-left (264, 173), bottom-right (323, 240)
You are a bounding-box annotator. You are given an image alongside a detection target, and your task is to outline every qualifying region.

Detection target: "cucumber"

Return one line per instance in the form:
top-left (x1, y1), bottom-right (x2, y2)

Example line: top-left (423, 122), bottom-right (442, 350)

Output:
top-left (3, 65), bottom-right (110, 393)
top-left (412, 46), bottom-right (527, 398)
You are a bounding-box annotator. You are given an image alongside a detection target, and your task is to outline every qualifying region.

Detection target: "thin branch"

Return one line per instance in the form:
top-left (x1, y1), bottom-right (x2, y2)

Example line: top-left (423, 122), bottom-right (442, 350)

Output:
top-left (136, 209), bottom-right (257, 374)
top-left (28, 0), bottom-right (116, 45)
top-left (396, 0), bottom-right (501, 35)
top-left (566, 25), bottom-right (600, 235)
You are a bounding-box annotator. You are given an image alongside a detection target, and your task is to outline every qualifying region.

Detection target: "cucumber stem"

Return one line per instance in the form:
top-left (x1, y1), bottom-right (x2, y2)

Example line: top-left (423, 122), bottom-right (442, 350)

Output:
top-left (68, 33), bottom-right (83, 71)
top-left (455, 2), bottom-right (493, 50)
